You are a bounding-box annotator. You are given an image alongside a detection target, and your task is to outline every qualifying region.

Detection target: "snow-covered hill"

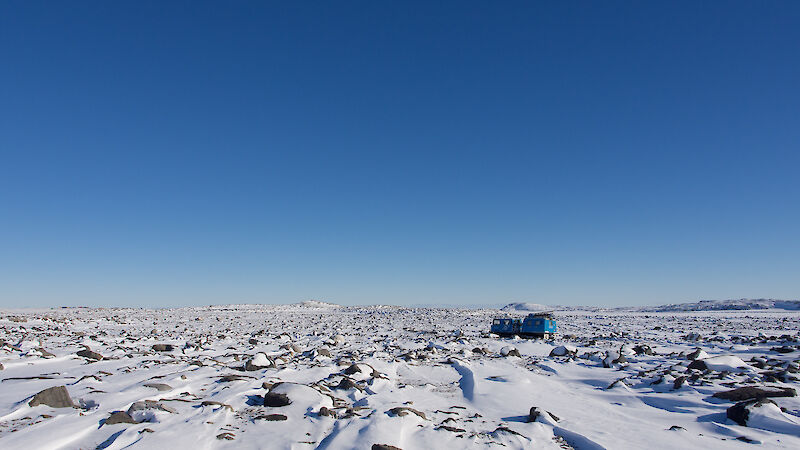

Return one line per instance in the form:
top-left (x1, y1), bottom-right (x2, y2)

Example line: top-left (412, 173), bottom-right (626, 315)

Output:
top-left (643, 298), bottom-right (800, 312)
top-left (500, 302), bottom-right (552, 312)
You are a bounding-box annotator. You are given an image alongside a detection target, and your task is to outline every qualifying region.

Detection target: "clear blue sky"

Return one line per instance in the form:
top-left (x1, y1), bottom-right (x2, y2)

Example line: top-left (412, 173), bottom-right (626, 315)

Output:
top-left (2, 2), bottom-right (799, 307)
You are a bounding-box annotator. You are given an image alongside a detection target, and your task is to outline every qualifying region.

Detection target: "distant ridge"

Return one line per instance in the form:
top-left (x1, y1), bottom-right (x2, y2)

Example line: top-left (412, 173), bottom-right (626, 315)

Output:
top-left (498, 298), bottom-right (800, 312)
top-left (501, 302), bottom-right (552, 312)
top-left (293, 300), bottom-right (341, 308)
top-left (642, 298), bottom-right (800, 312)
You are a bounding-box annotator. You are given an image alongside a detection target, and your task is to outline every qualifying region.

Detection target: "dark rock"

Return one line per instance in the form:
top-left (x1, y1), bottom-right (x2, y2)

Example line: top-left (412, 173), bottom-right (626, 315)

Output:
top-left (317, 348), bottom-right (332, 358)
top-left (436, 425), bottom-right (466, 432)
top-left (344, 364), bottom-right (362, 375)
top-left (713, 386), bottom-right (796, 402)
top-left (727, 398), bottom-right (776, 426)
top-left (256, 413), bottom-right (287, 421)
top-left (335, 377), bottom-right (360, 390)
top-left (263, 392), bottom-right (292, 407)
top-left (152, 344), bottom-right (174, 352)
top-left (771, 346), bottom-right (795, 354)
top-left (528, 406), bottom-right (560, 422)
top-left (217, 432), bottom-right (235, 440)
top-left (105, 411), bottom-right (138, 425)
top-left (372, 445), bottom-right (402, 450)
top-left (248, 338), bottom-right (258, 345)
top-left (77, 349), bottom-right (103, 361)
top-left (633, 345), bottom-right (655, 356)
top-left (388, 407), bottom-right (426, 420)
top-left (669, 425), bottom-right (685, 431)
top-left (687, 360), bottom-right (708, 370)
top-left (319, 406), bottom-right (335, 417)
top-left (673, 376), bottom-right (687, 389)
top-left (218, 374), bottom-right (250, 382)
top-left (686, 348), bottom-right (706, 360)
top-left (28, 386), bottom-right (74, 408)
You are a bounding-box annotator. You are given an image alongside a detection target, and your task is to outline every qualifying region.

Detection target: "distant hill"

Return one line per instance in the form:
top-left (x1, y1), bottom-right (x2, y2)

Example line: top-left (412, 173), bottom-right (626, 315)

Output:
top-left (501, 302), bottom-right (553, 312)
top-left (293, 300), bottom-right (341, 309)
top-left (642, 299), bottom-right (800, 312)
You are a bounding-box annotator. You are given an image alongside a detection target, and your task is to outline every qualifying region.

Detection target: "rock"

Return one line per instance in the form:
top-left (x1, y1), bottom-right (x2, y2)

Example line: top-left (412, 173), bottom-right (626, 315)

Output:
top-left (388, 407), bottom-right (426, 419)
top-left (256, 413), bottom-right (287, 421)
top-left (317, 348), bottom-right (332, 358)
top-left (263, 392), bottom-right (292, 407)
top-left (528, 407), bottom-right (560, 423)
top-left (602, 351), bottom-right (627, 368)
top-left (77, 349), bottom-right (103, 361)
top-left (344, 364), bottom-right (363, 375)
top-left (372, 445), bottom-right (402, 450)
top-left (549, 345), bottom-right (577, 357)
top-left (727, 398), bottom-right (777, 426)
top-left (436, 425), bottom-right (466, 432)
top-left (633, 345), bottom-right (655, 355)
top-left (248, 338), bottom-right (258, 345)
top-left (245, 352), bottom-right (274, 371)
top-left (105, 411), bottom-right (138, 425)
top-left (689, 355), bottom-right (751, 372)
top-left (771, 346), bottom-right (795, 354)
top-left (218, 374), bottom-right (251, 382)
top-left (201, 401), bottom-right (234, 412)
top-left (335, 377), bottom-right (360, 390)
top-left (500, 346), bottom-right (521, 357)
top-left (37, 348), bottom-right (56, 358)
top-left (28, 386), bottom-right (74, 408)
top-left (143, 383), bottom-right (172, 392)
top-left (673, 376), bottom-right (687, 389)
top-left (217, 432), bottom-right (235, 440)
top-left (127, 400), bottom-right (176, 415)
top-left (713, 386), bottom-right (796, 402)
top-left (686, 348), bottom-right (710, 360)
top-left (607, 378), bottom-right (630, 390)
top-left (319, 406), bottom-right (335, 417)
top-left (687, 360), bottom-right (708, 370)
top-left (669, 425), bottom-right (685, 431)
top-left (152, 344), bottom-right (174, 352)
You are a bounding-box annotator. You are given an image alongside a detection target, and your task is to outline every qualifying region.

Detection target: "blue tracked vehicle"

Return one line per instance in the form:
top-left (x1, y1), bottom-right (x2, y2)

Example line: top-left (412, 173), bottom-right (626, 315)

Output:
top-left (491, 312), bottom-right (557, 338)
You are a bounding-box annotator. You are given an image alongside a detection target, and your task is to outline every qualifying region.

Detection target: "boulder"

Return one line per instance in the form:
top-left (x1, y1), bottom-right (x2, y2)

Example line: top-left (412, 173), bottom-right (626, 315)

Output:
top-left (372, 445), bottom-right (402, 450)
top-left (143, 383), bottom-right (172, 392)
top-left (528, 406), bottom-right (560, 423)
top-left (713, 386), bottom-right (796, 402)
top-left (727, 398), bottom-right (775, 426)
top-left (549, 345), bottom-right (577, 357)
top-left (105, 411), bottom-right (138, 425)
top-left (245, 352), bottom-right (274, 371)
top-left (28, 386), bottom-right (74, 408)
top-left (686, 348), bottom-right (710, 360)
top-left (37, 348), bottom-right (56, 358)
top-left (388, 407), bottom-right (426, 420)
top-left (633, 345), bottom-right (655, 356)
top-left (77, 349), bottom-right (103, 361)
top-left (500, 346), bottom-right (521, 357)
top-left (264, 392), bottom-right (292, 407)
top-left (152, 344), bottom-right (174, 352)
top-left (256, 413), bottom-right (287, 421)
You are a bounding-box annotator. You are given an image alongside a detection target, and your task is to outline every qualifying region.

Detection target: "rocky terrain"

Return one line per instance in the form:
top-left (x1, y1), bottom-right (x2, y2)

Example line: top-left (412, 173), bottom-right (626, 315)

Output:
top-left (1, 304), bottom-right (799, 449)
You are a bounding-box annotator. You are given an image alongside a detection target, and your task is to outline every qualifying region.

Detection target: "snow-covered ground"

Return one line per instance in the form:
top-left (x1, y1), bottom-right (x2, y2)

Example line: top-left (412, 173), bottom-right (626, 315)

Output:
top-left (1, 304), bottom-right (799, 449)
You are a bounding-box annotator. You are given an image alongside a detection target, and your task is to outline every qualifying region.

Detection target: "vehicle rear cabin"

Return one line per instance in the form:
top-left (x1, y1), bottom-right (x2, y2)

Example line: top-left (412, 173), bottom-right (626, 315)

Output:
top-left (491, 312), bottom-right (557, 338)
